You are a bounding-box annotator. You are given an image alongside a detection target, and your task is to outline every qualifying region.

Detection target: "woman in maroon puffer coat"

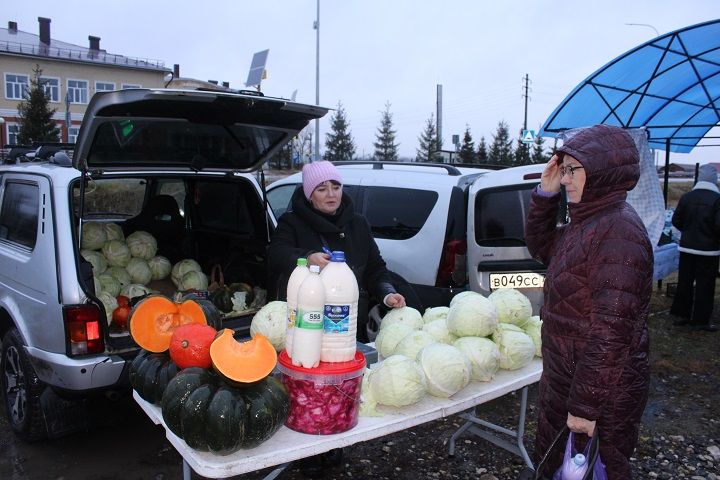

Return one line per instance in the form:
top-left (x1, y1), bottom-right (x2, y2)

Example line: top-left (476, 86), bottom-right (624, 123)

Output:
top-left (525, 124), bottom-right (653, 479)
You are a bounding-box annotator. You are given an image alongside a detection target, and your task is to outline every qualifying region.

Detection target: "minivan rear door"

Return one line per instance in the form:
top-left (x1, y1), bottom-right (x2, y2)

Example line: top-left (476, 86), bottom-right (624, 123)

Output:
top-left (73, 89), bottom-right (328, 173)
top-left (466, 164), bottom-right (547, 315)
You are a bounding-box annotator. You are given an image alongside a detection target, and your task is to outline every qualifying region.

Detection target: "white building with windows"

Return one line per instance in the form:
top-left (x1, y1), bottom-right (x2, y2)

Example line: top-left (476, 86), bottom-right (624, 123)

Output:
top-left (0, 16), bottom-right (169, 148)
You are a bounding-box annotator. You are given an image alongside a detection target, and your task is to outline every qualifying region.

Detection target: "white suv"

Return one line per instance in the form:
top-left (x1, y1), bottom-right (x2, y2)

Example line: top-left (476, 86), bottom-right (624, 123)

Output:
top-left (267, 162), bottom-right (547, 323)
top-left (0, 88), bottom-right (326, 440)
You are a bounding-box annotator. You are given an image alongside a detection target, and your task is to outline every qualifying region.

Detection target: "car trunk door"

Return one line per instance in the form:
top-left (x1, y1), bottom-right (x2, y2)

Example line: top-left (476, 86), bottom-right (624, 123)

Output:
top-left (73, 88), bottom-right (328, 174)
top-left (466, 168), bottom-right (547, 315)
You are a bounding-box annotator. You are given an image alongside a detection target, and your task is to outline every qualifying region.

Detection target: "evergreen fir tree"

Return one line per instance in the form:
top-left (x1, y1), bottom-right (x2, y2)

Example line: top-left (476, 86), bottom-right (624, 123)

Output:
top-left (416, 113), bottom-right (440, 162)
top-left (373, 102), bottom-right (399, 162)
top-left (324, 101), bottom-right (356, 161)
top-left (17, 65), bottom-right (60, 145)
top-left (531, 135), bottom-right (549, 164)
top-left (476, 136), bottom-right (489, 164)
top-left (487, 121), bottom-right (514, 166)
top-left (514, 139), bottom-right (531, 166)
top-left (458, 126), bottom-right (476, 164)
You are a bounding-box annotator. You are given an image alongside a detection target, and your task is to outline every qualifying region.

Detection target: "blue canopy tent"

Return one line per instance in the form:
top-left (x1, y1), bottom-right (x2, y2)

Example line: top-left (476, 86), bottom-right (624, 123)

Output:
top-left (540, 18), bottom-right (720, 204)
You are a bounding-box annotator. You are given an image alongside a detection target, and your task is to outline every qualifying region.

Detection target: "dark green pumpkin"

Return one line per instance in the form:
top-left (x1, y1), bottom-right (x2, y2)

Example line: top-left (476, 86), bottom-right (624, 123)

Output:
top-left (210, 283), bottom-right (254, 313)
top-left (160, 368), bottom-right (289, 455)
top-left (179, 293), bottom-right (223, 329)
top-left (129, 350), bottom-right (179, 405)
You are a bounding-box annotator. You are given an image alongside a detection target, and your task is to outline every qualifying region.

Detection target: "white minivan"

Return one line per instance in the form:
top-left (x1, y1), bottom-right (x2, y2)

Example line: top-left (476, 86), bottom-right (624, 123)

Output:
top-left (266, 162), bottom-right (549, 323)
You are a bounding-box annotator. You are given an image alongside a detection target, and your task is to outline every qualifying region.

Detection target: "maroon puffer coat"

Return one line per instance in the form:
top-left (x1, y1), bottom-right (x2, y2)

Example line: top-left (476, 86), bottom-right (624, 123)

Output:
top-left (525, 125), bottom-right (652, 479)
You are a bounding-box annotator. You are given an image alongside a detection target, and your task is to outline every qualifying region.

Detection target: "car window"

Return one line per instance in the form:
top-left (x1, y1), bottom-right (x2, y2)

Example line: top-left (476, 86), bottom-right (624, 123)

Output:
top-left (474, 185), bottom-right (535, 246)
top-left (0, 180), bottom-right (39, 249)
top-left (73, 178), bottom-right (146, 218)
top-left (361, 186), bottom-right (438, 240)
top-left (267, 183), bottom-right (298, 218)
top-left (157, 179), bottom-right (186, 217)
top-left (192, 180), bottom-right (262, 235)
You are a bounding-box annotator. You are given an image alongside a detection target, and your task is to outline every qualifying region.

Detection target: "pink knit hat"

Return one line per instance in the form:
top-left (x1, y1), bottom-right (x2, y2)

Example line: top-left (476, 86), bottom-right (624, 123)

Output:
top-left (302, 161), bottom-right (343, 200)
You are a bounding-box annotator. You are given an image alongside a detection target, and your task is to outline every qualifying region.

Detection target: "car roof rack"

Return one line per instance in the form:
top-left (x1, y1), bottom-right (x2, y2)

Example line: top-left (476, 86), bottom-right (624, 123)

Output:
top-left (3, 142), bottom-right (74, 166)
top-left (332, 161), bottom-right (465, 176)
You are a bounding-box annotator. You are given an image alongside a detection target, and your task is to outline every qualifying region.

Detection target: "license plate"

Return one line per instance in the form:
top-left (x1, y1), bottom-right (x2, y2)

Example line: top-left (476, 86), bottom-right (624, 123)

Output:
top-left (489, 272), bottom-right (545, 290)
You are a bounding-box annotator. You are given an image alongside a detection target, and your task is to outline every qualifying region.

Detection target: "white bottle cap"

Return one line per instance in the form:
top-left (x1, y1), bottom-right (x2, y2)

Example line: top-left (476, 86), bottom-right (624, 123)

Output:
top-left (573, 453), bottom-right (586, 466)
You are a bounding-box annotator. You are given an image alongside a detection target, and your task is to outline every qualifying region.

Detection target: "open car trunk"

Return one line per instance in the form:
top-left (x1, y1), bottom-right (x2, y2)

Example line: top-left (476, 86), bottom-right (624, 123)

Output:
top-left (73, 172), bottom-right (273, 349)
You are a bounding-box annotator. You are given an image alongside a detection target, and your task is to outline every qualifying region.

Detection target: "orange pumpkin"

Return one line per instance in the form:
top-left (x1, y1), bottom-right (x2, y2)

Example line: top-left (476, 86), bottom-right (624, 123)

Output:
top-left (130, 295), bottom-right (210, 353)
top-left (210, 329), bottom-right (277, 384)
top-left (169, 324), bottom-right (217, 369)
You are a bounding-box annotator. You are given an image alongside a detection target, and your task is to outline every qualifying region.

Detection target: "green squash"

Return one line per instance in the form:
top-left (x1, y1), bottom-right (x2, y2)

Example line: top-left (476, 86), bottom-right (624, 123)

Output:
top-left (210, 282), bottom-right (254, 313)
top-left (179, 292), bottom-right (223, 329)
top-left (160, 368), bottom-right (289, 455)
top-left (129, 350), bottom-right (179, 405)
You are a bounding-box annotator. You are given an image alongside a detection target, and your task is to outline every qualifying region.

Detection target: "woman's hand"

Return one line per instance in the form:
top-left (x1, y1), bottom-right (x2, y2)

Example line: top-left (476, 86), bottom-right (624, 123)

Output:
top-left (307, 252), bottom-right (331, 269)
top-left (567, 413), bottom-right (596, 437)
top-left (541, 155), bottom-right (562, 194)
top-left (384, 293), bottom-right (406, 308)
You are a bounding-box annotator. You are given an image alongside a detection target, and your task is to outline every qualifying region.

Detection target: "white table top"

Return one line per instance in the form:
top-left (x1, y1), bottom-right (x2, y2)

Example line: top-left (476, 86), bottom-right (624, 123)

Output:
top-left (134, 357), bottom-right (542, 479)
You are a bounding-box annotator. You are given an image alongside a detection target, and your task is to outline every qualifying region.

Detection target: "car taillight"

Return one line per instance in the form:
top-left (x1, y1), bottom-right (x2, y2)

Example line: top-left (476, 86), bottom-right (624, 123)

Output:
top-left (436, 239), bottom-right (467, 287)
top-left (64, 305), bottom-right (105, 355)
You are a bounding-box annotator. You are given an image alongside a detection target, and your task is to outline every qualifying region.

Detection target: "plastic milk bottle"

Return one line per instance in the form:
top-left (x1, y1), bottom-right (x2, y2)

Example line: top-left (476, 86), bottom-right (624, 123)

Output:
top-left (285, 258), bottom-right (310, 354)
top-left (320, 251), bottom-right (359, 362)
top-left (290, 265), bottom-right (324, 368)
top-left (561, 453), bottom-right (589, 480)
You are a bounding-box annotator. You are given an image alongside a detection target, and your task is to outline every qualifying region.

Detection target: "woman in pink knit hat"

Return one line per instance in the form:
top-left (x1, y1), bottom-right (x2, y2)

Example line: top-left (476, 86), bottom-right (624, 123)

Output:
top-left (268, 160), bottom-right (408, 343)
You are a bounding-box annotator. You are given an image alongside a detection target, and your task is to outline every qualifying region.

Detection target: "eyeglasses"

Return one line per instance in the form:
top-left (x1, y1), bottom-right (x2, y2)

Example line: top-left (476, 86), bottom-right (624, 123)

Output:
top-left (559, 165), bottom-right (584, 178)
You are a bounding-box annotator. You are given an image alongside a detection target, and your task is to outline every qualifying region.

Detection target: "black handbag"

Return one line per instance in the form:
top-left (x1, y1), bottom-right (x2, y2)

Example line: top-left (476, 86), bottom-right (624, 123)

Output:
top-left (516, 426), bottom-right (601, 480)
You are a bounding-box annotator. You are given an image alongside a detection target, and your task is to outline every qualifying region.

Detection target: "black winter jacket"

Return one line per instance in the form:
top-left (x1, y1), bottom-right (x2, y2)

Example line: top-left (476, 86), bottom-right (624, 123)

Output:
top-left (268, 187), bottom-right (396, 303)
top-left (672, 184), bottom-right (720, 254)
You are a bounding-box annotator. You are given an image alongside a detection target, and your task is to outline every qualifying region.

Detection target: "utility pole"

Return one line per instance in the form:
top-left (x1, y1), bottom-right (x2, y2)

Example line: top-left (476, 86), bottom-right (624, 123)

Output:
top-left (313, 0), bottom-right (320, 162)
top-left (522, 73), bottom-right (530, 131)
top-left (436, 84), bottom-right (442, 151)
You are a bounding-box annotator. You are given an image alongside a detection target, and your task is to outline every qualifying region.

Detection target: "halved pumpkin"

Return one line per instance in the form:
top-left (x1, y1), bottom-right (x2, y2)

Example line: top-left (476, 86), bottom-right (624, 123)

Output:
top-left (210, 329), bottom-right (277, 384)
top-left (130, 295), bottom-right (209, 353)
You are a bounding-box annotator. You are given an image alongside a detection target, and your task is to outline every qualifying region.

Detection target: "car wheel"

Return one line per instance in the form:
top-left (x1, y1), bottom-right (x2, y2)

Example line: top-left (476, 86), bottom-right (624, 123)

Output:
top-left (366, 303), bottom-right (388, 342)
top-left (1, 328), bottom-right (47, 441)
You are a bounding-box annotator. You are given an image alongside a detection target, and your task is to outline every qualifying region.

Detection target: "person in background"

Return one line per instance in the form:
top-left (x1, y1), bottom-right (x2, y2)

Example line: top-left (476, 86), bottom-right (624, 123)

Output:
top-left (670, 163), bottom-right (720, 332)
top-left (525, 125), bottom-right (653, 479)
top-left (268, 160), bottom-right (408, 343)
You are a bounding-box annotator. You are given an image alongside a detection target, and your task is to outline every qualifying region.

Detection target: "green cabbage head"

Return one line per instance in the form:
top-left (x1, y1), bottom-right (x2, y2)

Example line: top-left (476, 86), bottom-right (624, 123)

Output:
top-left (421, 318), bottom-right (457, 344)
top-left (367, 355), bottom-right (427, 407)
top-left (522, 315), bottom-right (542, 357)
top-left (394, 330), bottom-right (437, 360)
top-left (422, 306), bottom-right (449, 324)
top-left (453, 336), bottom-right (500, 382)
top-left (380, 306), bottom-right (423, 331)
top-left (488, 288), bottom-right (533, 327)
top-left (102, 240), bottom-right (131, 267)
top-left (81, 249), bottom-right (107, 275)
top-left (375, 322), bottom-right (414, 359)
top-left (250, 300), bottom-right (287, 352)
top-left (81, 222), bottom-right (108, 250)
top-left (126, 231), bottom-right (158, 260)
top-left (447, 294), bottom-right (498, 337)
top-left (147, 255), bottom-right (172, 281)
top-left (171, 259), bottom-right (203, 287)
top-left (126, 258), bottom-right (152, 285)
top-left (417, 343), bottom-right (471, 398)
top-left (492, 323), bottom-right (536, 370)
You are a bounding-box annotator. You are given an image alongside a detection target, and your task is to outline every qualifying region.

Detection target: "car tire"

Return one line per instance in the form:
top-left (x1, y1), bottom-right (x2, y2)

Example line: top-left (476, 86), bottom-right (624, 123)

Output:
top-left (1, 328), bottom-right (47, 441)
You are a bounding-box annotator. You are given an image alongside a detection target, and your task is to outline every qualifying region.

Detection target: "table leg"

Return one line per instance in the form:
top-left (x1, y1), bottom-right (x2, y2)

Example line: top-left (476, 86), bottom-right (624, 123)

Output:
top-left (183, 459), bottom-right (192, 480)
top-left (447, 386), bottom-right (534, 468)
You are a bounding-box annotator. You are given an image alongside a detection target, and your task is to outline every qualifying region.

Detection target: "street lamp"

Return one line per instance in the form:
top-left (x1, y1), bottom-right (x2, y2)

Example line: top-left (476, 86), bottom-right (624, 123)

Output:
top-left (625, 23), bottom-right (660, 37)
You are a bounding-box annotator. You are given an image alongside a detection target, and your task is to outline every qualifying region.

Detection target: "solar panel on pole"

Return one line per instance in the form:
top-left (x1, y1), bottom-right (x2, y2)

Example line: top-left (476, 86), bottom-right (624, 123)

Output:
top-left (245, 49), bottom-right (270, 89)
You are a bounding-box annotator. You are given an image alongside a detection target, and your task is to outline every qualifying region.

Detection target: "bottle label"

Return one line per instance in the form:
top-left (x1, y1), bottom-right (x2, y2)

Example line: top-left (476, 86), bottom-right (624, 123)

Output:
top-left (323, 304), bottom-right (350, 333)
top-left (296, 309), bottom-right (323, 329)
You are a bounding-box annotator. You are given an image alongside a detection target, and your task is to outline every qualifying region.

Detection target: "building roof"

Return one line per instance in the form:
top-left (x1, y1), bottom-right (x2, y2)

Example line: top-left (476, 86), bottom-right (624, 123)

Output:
top-left (0, 19), bottom-right (169, 72)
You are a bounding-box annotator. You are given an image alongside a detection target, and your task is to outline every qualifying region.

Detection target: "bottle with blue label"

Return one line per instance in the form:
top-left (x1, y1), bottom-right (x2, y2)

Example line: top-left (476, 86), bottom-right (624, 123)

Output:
top-left (290, 265), bottom-right (324, 368)
top-left (320, 251), bottom-right (359, 362)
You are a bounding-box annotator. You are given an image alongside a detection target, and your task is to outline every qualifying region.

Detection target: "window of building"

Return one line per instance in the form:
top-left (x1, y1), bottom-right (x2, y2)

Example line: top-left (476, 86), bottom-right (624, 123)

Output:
top-left (0, 181), bottom-right (39, 249)
top-left (68, 126), bottom-right (80, 144)
top-left (121, 83), bottom-right (141, 89)
top-left (95, 81), bottom-right (115, 92)
top-left (39, 76), bottom-right (60, 102)
top-left (5, 74), bottom-right (29, 100)
top-left (67, 79), bottom-right (89, 104)
top-left (7, 124), bottom-right (20, 145)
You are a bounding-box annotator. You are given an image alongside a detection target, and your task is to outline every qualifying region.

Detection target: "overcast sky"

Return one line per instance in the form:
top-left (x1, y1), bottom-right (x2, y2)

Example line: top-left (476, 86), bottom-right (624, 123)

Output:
top-left (5, 1), bottom-right (718, 164)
